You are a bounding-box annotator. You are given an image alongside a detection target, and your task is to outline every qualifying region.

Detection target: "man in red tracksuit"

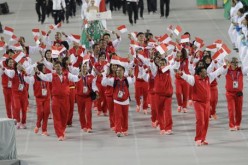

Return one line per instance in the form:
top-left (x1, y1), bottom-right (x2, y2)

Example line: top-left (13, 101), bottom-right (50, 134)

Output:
top-left (0, 58), bottom-right (15, 118)
top-left (150, 58), bottom-right (179, 135)
top-left (36, 61), bottom-right (81, 141)
top-left (133, 32), bottom-right (149, 114)
top-left (181, 65), bottom-right (225, 146)
top-left (102, 65), bottom-right (135, 137)
top-left (76, 63), bottom-right (99, 133)
top-left (224, 57), bottom-right (248, 131)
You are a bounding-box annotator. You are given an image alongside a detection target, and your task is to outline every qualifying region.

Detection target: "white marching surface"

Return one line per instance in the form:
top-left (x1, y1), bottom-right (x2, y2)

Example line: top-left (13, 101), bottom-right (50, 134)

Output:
top-left (0, 0), bottom-right (248, 165)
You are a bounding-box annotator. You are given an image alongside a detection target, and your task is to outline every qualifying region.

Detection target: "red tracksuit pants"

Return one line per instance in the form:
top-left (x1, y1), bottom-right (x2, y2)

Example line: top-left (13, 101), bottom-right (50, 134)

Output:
top-left (35, 98), bottom-right (50, 132)
top-left (150, 93), bottom-right (157, 123)
top-left (12, 92), bottom-right (28, 124)
top-left (97, 84), bottom-right (107, 113)
top-left (193, 101), bottom-right (210, 141)
top-left (135, 82), bottom-right (148, 109)
top-left (226, 91), bottom-right (243, 128)
top-left (106, 96), bottom-right (115, 128)
top-left (67, 88), bottom-right (76, 125)
top-left (52, 96), bottom-right (69, 138)
top-left (188, 86), bottom-right (193, 100)
top-left (3, 88), bottom-right (14, 118)
top-left (175, 79), bottom-right (189, 108)
top-left (155, 95), bottom-right (173, 131)
top-left (210, 86), bottom-right (218, 116)
top-left (114, 103), bottom-right (129, 133)
top-left (77, 95), bottom-right (92, 129)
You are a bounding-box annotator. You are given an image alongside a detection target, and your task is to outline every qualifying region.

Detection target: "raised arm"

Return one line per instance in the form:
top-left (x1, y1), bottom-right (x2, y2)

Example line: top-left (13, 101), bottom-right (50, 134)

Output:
top-left (181, 72), bottom-right (195, 86)
top-left (37, 72), bottom-right (53, 82)
top-left (24, 75), bottom-right (35, 85)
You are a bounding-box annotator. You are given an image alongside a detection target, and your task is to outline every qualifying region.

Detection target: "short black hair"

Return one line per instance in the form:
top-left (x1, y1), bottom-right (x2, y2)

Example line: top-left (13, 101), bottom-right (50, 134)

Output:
top-left (195, 66), bottom-right (205, 75)
top-left (137, 32), bottom-right (144, 37)
top-left (37, 63), bottom-right (45, 72)
top-left (103, 33), bottom-right (111, 37)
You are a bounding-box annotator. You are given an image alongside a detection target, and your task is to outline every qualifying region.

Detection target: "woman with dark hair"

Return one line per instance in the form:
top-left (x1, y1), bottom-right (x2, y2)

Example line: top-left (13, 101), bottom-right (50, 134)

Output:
top-left (10, 62), bottom-right (29, 129)
top-left (92, 52), bottom-right (108, 116)
top-left (144, 54), bottom-right (160, 128)
top-left (24, 63), bottom-right (51, 136)
top-left (175, 48), bottom-right (190, 113)
top-left (101, 62), bottom-right (118, 130)
top-left (0, 58), bottom-right (15, 118)
top-left (76, 62), bottom-right (98, 133)
top-left (102, 65), bottom-right (135, 137)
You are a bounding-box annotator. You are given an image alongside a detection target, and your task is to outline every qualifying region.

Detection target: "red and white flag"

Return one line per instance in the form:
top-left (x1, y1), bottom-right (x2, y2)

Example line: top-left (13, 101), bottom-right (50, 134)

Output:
top-left (167, 41), bottom-right (176, 50)
top-left (214, 39), bottom-right (223, 48)
top-left (110, 55), bottom-right (129, 68)
top-left (83, 54), bottom-right (90, 63)
top-left (212, 49), bottom-right (225, 61)
top-left (51, 45), bottom-right (66, 58)
top-left (206, 44), bottom-right (217, 52)
top-left (221, 44), bottom-right (231, 55)
top-left (173, 25), bottom-right (182, 36)
top-left (194, 37), bottom-right (204, 48)
top-left (130, 40), bottom-right (141, 50)
top-left (34, 36), bottom-right (40, 45)
top-left (69, 34), bottom-right (81, 43)
top-left (49, 22), bottom-right (62, 30)
top-left (12, 52), bottom-right (25, 63)
top-left (130, 32), bottom-right (138, 41)
top-left (167, 25), bottom-right (174, 33)
top-left (0, 41), bottom-right (6, 51)
top-left (3, 26), bottom-right (14, 36)
top-left (32, 28), bottom-right (40, 37)
top-left (129, 47), bottom-right (135, 56)
top-left (10, 34), bottom-right (19, 42)
top-left (117, 25), bottom-right (128, 33)
top-left (158, 34), bottom-right (171, 44)
top-left (161, 64), bottom-right (171, 73)
top-left (2, 54), bottom-right (9, 59)
top-left (41, 30), bottom-right (47, 38)
top-left (11, 43), bottom-right (23, 51)
top-left (156, 44), bottom-right (168, 54)
top-left (181, 35), bottom-right (190, 43)
top-left (39, 43), bottom-right (46, 51)
top-left (137, 50), bottom-right (148, 64)
top-left (19, 58), bottom-right (29, 68)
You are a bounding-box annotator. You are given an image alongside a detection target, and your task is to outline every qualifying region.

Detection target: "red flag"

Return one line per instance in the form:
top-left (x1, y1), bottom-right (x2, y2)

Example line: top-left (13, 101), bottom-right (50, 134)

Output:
top-left (3, 26), bottom-right (14, 36)
top-left (117, 25), bottom-right (128, 33)
top-left (173, 25), bottom-right (182, 36)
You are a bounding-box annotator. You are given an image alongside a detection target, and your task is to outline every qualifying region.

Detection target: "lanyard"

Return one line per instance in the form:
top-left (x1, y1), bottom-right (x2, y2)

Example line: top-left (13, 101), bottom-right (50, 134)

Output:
top-left (117, 79), bottom-right (125, 91)
top-left (18, 73), bottom-right (24, 84)
top-left (230, 70), bottom-right (240, 81)
top-left (82, 76), bottom-right (87, 86)
top-left (40, 81), bottom-right (46, 89)
top-left (179, 60), bottom-right (186, 71)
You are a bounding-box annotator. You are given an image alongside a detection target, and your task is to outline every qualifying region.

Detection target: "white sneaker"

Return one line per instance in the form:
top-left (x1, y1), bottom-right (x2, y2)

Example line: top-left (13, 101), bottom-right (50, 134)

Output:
top-left (16, 123), bottom-right (21, 129)
top-left (20, 124), bottom-right (27, 129)
top-left (165, 130), bottom-right (173, 135)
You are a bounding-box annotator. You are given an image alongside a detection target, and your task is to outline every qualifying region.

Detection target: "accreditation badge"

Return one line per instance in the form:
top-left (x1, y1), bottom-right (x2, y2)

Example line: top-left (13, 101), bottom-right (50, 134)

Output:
top-left (117, 91), bottom-right (124, 98)
top-left (233, 81), bottom-right (239, 89)
top-left (7, 81), bottom-right (12, 88)
top-left (83, 86), bottom-right (88, 94)
top-left (42, 89), bottom-right (47, 96)
top-left (18, 84), bottom-right (24, 91)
